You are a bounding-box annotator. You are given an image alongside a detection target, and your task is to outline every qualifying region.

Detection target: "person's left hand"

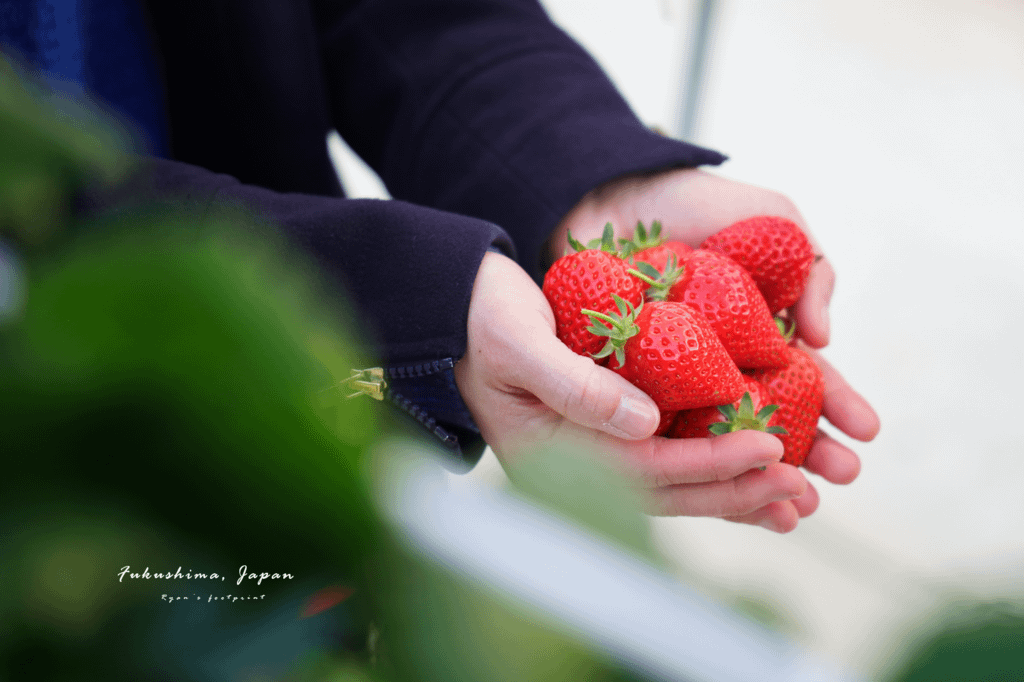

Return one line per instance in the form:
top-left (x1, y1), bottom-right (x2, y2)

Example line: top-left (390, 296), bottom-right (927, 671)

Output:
top-left (455, 251), bottom-right (809, 532)
top-left (546, 167), bottom-right (880, 529)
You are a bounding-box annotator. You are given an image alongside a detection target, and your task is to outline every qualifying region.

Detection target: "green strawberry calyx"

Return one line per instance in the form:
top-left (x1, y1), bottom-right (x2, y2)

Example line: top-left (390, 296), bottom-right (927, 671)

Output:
top-left (775, 316), bottom-right (796, 342)
top-left (708, 392), bottom-right (789, 436)
top-left (574, 222), bottom-right (622, 255)
top-left (580, 293), bottom-right (643, 369)
top-left (627, 253), bottom-right (684, 301)
top-left (617, 219), bottom-right (664, 257)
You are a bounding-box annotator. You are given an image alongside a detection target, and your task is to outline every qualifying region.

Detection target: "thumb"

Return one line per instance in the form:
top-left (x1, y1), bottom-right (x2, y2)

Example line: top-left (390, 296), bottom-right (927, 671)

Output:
top-left (517, 336), bottom-right (662, 440)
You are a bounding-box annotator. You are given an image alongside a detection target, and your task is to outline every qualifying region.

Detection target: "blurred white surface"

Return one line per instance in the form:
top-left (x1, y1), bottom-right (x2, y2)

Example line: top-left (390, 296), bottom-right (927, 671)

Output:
top-left (332, 0), bottom-right (1024, 677)
top-left (381, 443), bottom-right (864, 682)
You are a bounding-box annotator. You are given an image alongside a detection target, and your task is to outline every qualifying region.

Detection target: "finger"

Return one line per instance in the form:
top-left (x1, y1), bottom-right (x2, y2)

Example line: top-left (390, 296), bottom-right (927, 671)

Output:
top-left (795, 255), bottom-right (834, 348)
top-left (514, 336), bottom-right (661, 440)
top-left (724, 500), bottom-right (801, 534)
top-left (803, 346), bottom-right (881, 442)
top-left (724, 477), bottom-right (819, 531)
top-left (648, 462), bottom-right (806, 517)
top-left (803, 429), bottom-right (862, 485)
top-left (624, 430), bottom-right (784, 487)
top-left (791, 479), bottom-right (820, 517)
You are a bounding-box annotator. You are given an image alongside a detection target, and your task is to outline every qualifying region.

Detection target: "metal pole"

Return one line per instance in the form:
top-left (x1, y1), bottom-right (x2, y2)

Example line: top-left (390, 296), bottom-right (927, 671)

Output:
top-left (678, 0), bottom-right (719, 141)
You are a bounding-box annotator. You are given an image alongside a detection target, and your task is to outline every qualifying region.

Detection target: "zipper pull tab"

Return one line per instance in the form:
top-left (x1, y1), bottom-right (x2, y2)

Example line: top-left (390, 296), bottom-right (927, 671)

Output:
top-left (342, 367), bottom-right (387, 401)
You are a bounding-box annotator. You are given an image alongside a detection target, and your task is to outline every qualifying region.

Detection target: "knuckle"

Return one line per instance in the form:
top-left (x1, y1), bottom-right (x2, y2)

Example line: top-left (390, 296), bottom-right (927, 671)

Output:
top-left (704, 438), bottom-right (737, 482)
top-left (632, 438), bottom-right (677, 489)
top-left (561, 361), bottom-right (617, 423)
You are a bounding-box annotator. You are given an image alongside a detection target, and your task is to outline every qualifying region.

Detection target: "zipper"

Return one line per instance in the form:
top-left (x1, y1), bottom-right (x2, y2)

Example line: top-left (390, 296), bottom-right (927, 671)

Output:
top-left (383, 358), bottom-right (460, 451)
top-left (334, 359), bottom-right (462, 452)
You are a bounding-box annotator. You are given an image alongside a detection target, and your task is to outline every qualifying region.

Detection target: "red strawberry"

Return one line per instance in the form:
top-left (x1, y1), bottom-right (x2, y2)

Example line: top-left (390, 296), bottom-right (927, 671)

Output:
top-left (543, 224), bottom-right (645, 362)
top-left (701, 216), bottom-right (815, 313)
top-left (747, 346), bottom-right (825, 466)
top-left (655, 409), bottom-right (677, 437)
top-left (667, 249), bottom-right (789, 369)
top-left (582, 297), bottom-right (746, 411)
top-left (668, 377), bottom-right (785, 439)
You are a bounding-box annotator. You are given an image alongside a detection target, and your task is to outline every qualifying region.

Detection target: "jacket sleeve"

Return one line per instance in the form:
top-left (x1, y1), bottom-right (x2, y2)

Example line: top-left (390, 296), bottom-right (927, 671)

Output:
top-left (312, 0), bottom-right (727, 280)
top-left (96, 157), bottom-right (512, 360)
top-left (78, 156), bottom-right (511, 465)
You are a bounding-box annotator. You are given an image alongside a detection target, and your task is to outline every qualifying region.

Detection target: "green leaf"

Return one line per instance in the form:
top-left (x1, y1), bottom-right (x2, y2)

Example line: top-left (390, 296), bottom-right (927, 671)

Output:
top-left (566, 230), bottom-right (587, 253)
top-left (599, 222), bottom-right (617, 253)
top-left (775, 315), bottom-right (796, 341)
top-left (635, 261), bottom-right (661, 279)
top-left (634, 220), bottom-right (648, 244)
top-left (738, 392), bottom-right (755, 417)
top-left (613, 293), bottom-right (630, 318)
top-left (708, 422), bottom-right (732, 436)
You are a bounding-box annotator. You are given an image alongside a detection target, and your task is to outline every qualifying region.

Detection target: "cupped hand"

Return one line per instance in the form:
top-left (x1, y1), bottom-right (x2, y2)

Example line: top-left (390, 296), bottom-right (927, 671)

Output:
top-left (549, 167), bottom-right (834, 347)
top-left (547, 167), bottom-right (881, 531)
top-left (454, 251), bottom-right (812, 530)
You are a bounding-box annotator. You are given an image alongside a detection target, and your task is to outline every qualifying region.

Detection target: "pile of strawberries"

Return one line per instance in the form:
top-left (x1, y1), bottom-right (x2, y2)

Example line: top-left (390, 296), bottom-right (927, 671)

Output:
top-left (542, 216), bottom-right (825, 466)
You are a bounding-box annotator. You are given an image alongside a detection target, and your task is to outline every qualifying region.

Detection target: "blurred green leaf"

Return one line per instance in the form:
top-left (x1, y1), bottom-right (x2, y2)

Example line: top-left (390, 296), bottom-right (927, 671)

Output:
top-left (369, 539), bottom-right (642, 682)
top-left (1, 216), bottom-right (382, 564)
top-left (503, 443), bottom-right (663, 566)
top-left (884, 599), bottom-right (1024, 682)
top-left (0, 217), bottom-right (386, 680)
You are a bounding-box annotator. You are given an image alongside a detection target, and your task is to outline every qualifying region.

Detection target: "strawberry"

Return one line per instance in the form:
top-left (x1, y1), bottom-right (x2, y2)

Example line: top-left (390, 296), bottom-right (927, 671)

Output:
top-left (668, 376), bottom-right (786, 439)
top-left (634, 241), bottom-right (693, 275)
top-left (701, 216), bottom-right (815, 313)
top-left (582, 296), bottom-right (746, 411)
top-left (655, 409), bottom-right (677, 437)
top-left (746, 345), bottom-right (825, 466)
top-left (665, 249), bottom-right (789, 369)
top-left (543, 224), bottom-right (645, 362)
top-left (618, 220), bottom-right (693, 273)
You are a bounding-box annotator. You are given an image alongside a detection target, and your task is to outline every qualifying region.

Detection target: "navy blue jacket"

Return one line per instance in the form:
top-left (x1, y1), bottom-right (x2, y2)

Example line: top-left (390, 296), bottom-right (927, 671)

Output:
top-left (81, 0), bottom-right (729, 461)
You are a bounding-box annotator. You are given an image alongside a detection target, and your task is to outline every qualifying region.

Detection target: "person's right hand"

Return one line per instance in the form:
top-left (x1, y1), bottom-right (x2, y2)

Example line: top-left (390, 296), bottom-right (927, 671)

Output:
top-left (454, 251), bottom-right (814, 532)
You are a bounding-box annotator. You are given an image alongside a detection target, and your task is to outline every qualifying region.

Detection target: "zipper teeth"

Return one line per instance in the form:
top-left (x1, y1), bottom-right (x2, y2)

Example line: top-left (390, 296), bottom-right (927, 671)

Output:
top-left (385, 357), bottom-right (455, 379)
top-left (386, 389), bottom-right (459, 450)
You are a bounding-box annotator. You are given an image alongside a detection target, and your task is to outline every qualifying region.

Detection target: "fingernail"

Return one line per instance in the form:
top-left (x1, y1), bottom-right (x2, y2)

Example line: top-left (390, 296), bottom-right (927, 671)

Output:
top-left (608, 395), bottom-right (659, 439)
top-left (757, 519), bottom-right (781, 533)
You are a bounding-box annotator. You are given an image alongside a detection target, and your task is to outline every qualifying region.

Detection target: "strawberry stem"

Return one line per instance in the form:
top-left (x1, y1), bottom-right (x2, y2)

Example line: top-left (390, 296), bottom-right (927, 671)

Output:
top-left (627, 253), bottom-right (684, 301)
top-left (580, 294), bottom-right (642, 369)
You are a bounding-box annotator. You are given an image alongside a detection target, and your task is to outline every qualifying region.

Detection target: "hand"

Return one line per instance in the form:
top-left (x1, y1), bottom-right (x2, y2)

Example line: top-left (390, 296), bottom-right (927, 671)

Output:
top-left (549, 168), bottom-right (880, 530)
top-left (454, 251), bottom-right (811, 531)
